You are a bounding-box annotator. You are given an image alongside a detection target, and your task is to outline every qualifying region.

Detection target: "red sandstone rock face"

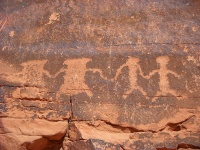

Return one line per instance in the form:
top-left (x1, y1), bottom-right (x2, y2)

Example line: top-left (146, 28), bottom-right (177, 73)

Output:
top-left (0, 0), bottom-right (200, 150)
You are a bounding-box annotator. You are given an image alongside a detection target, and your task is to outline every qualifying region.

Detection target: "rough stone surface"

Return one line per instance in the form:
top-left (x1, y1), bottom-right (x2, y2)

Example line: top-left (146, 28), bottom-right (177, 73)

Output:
top-left (0, 0), bottom-right (200, 150)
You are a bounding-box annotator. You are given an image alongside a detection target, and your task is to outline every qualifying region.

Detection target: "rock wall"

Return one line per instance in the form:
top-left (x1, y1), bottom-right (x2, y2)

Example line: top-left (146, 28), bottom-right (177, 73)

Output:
top-left (0, 0), bottom-right (200, 150)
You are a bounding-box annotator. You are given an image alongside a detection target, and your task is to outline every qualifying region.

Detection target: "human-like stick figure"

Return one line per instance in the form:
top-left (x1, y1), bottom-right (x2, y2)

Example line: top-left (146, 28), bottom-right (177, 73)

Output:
top-left (89, 57), bottom-right (148, 99)
top-left (121, 57), bottom-right (148, 98)
top-left (143, 56), bottom-right (180, 101)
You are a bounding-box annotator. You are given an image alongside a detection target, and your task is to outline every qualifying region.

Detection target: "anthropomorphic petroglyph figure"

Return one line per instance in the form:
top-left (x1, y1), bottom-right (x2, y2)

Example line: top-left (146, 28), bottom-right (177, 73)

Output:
top-left (121, 57), bottom-right (148, 98)
top-left (143, 56), bottom-right (180, 101)
top-left (59, 58), bottom-right (93, 97)
top-left (89, 57), bottom-right (148, 98)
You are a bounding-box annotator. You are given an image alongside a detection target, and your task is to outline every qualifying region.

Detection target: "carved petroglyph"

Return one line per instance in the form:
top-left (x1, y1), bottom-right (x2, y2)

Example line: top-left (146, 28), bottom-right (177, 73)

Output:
top-left (1, 60), bottom-right (51, 87)
top-left (89, 57), bottom-right (150, 98)
top-left (141, 56), bottom-right (181, 101)
top-left (58, 58), bottom-right (93, 97)
top-left (122, 57), bottom-right (148, 98)
top-left (155, 56), bottom-right (180, 96)
top-left (0, 58), bottom-right (93, 97)
top-left (46, 12), bottom-right (60, 25)
top-left (89, 56), bottom-right (181, 99)
top-left (20, 60), bottom-right (52, 86)
top-left (0, 56), bottom-right (183, 99)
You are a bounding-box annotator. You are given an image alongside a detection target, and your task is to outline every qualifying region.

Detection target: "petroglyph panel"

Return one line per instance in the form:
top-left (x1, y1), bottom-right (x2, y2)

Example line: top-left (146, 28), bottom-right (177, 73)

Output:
top-left (1, 55), bottom-right (199, 99)
top-left (72, 54), bottom-right (200, 127)
top-left (0, 0), bottom-right (200, 149)
top-left (1, 54), bottom-right (199, 123)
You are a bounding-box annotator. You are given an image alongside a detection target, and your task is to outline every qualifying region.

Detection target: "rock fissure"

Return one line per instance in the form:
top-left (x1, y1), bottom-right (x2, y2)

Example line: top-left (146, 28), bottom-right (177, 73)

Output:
top-left (156, 143), bottom-right (200, 150)
top-left (18, 97), bottom-right (54, 102)
top-left (104, 42), bottom-right (200, 47)
top-left (160, 115), bottom-right (195, 132)
top-left (177, 143), bottom-right (200, 149)
top-left (0, 84), bottom-right (40, 88)
top-left (94, 119), bottom-right (155, 133)
top-left (69, 116), bottom-right (196, 134)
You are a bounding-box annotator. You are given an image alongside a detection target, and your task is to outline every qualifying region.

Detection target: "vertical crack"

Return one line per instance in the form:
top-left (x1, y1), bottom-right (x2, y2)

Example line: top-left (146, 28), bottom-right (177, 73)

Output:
top-left (67, 95), bottom-right (73, 138)
top-left (69, 95), bottom-right (73, 120)
top-left (119, 144), bottom-right (126, 150)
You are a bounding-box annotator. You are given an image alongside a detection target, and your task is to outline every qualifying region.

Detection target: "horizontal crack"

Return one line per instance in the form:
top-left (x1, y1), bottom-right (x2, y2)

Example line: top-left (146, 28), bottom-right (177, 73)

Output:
top-left (104, 42), bottom-right (200, 47)
top-left (18, 97), bottom-right (54, 102)
top-left (178, 143), bottom-right (200, 149)
top-left (71, 114), bottom-right (197, 133)
top-left (99, 119), bottom-right (156, 133)
top-left (0, 84), bottom-right (40, 88)
top-left (157, 143), bottom-right (200, 150)
top-left (159, 115), bottom-right (195, 132)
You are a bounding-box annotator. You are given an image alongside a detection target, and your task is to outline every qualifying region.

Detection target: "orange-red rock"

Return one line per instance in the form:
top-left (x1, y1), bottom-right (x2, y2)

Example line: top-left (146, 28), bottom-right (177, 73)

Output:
top-left (0, 0), bottom-right (200, 149)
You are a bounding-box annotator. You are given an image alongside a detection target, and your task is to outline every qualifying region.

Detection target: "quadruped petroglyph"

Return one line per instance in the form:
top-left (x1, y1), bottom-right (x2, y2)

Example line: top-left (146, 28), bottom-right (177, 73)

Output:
top-left (0, 60), bottom-right (51, 87)
top-left (0, 56), bottom-right (193, 99)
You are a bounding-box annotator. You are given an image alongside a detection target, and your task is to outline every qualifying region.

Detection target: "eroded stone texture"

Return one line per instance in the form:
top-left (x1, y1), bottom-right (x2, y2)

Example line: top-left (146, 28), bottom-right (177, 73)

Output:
top-left (0, 118), bottom-right (68, 150)
top-left (0, 0), bottom-right (200, 149)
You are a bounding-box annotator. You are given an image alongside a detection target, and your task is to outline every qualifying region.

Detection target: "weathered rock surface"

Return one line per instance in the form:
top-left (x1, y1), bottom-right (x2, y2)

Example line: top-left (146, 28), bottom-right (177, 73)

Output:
top-left (0, 0), bottom-right (200, 149)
